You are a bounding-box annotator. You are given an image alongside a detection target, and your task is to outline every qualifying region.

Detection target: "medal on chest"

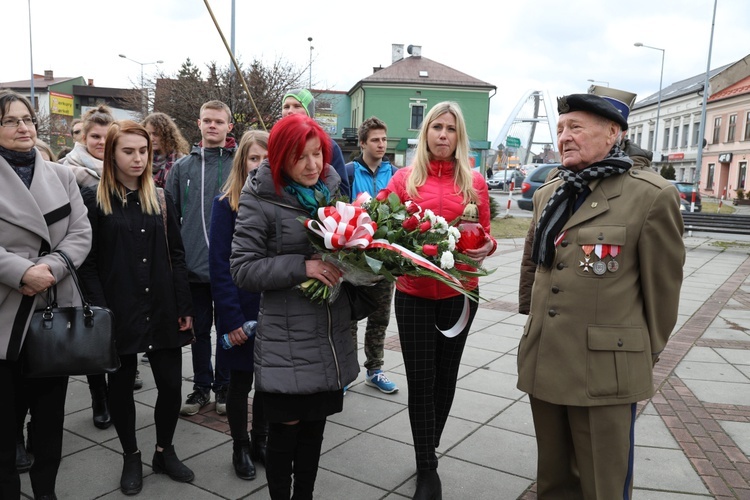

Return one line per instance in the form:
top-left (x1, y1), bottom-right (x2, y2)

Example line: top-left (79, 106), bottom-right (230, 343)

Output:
top-left (608, 245), bottom-right (620, 273)
top-left (592, 244), bottom-right (609, 275)
top-left (579, 244), bottom-right (594, 272)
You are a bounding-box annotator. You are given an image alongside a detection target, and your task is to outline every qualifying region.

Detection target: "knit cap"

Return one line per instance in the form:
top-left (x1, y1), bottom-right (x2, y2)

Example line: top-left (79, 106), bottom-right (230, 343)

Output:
top-left (282, 89), bottom-right (316, 117)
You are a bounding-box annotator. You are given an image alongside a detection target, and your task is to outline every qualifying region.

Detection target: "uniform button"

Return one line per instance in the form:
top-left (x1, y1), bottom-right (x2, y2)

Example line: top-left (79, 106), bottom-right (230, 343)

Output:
top-left (551, 286), bottom-right (560, 293)
top-left (148, 344), bottom-right (153, 350)
top-left (560, 240), bottom-right (569, 247)
top-left (556, 262), bottom-right (565, 270)
top-left (548, 309), bottom-right (557, 317)
top-left (617, 339), bottom-right (624, 347)
top-left (145, 288), bottom-right (149, 293)
top-left (142, 258), bottom-right (147, 263)
top-left (140, 229), bottom-right (146, 233)
top-left (146, 316), bottom-right (150, 322)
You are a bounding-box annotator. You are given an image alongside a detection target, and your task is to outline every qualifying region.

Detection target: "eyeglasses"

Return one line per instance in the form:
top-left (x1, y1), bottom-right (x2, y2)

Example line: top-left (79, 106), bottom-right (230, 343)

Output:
top-left (1, 116), bottom-right (37, 129)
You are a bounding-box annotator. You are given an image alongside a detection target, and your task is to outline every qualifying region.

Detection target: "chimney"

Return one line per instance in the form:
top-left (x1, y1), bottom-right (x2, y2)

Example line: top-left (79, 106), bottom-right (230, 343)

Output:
top-left (407, 45), bottom-right (422, 57)
top-left (392, 44), bottom-right (404, 63)
top-left (88, 79), bottom-right (94, 86)
top-left (44, 70), bottom-right (53, 81)
top-left (372, 65), bottom-right (383, 74)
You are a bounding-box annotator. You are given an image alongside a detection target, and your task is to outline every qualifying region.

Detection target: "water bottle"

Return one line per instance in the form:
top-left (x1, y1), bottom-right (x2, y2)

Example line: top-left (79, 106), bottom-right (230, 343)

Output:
top-left (219, 320), bottom-right (257, 350)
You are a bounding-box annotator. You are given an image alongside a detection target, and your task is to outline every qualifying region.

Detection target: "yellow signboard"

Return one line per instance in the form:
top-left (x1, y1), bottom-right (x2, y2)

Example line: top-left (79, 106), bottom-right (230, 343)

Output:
top-left (49, 92), bottom-right (74, 116)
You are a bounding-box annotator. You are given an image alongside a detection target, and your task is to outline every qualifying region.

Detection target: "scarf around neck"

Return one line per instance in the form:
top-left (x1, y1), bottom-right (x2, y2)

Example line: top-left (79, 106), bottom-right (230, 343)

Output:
top-left (284, 179), bottom-right (331, 216)
top-left (531, 145), bottom-right (633, 268)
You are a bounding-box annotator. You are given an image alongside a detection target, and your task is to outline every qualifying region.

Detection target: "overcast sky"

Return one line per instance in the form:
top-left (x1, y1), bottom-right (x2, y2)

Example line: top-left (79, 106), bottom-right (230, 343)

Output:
top-left (3, 0), bottom-right (749, 143)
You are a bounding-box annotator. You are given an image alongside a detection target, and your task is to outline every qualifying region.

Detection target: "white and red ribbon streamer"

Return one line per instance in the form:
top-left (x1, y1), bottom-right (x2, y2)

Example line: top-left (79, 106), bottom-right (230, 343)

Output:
top-left (304, 201), bottom-right (377, 250)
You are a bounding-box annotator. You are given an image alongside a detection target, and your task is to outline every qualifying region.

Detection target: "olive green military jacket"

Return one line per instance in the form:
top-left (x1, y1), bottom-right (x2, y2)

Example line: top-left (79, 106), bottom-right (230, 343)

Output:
top-left (517, 169), bottom-right (684, 406)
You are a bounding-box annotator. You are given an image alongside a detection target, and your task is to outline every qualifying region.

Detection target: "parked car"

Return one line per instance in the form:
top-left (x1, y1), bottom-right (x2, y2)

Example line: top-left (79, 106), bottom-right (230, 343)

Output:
top-left (670, 181), bottom-right (702, 212)
top-left (487, 170), bottom-right (525, 190)
top-left (517, 163), bottom-right (561, 211)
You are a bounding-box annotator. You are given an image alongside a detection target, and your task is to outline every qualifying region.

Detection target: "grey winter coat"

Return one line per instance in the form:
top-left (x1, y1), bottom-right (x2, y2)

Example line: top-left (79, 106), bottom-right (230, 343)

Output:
top-left (0, 154), bottom-right (92, 361)
top-left (229, 161), bottom-right (358, 395)
top-left (166, 141), bottom-right (236, 283)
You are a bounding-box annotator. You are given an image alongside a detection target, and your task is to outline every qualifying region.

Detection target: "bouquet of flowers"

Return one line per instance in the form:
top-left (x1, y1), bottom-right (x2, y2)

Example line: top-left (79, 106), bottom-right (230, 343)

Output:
top-left (297, 190), bottom-right (493, 303)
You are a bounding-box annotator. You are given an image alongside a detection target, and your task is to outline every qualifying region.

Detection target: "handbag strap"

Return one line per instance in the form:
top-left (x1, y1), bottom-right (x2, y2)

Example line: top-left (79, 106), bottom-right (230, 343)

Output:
top-left (54, 249), bottom-right (92, 311)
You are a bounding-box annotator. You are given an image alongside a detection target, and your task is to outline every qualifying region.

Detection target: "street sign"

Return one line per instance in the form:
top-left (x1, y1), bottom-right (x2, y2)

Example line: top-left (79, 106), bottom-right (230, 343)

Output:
top-left (506, 136), bottom-right (521, 148)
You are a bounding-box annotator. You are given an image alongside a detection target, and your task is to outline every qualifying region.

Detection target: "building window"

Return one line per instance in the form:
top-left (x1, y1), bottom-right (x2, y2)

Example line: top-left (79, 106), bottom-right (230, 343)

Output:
top-left (692, 122), bottom-right (701, 146)
top-left (648, 130), bottom-right (654, 150)
top-left (712, 116), bottom-right (721, 144)
top-left (636, 129), bottom-right (642, 146)
top-left (672, 125), bottom-right (679, 149)
top-left (663, 127), bottom-right (670, 150)
top-left (707, 163), bottom-right (715, 190)
top-left (727, 114), bottom-right (737, 142)
top-left (739, 162), bottom-right (747, 191)
top-left (745, 112), bottom-right (750, 141)
top-left (410, 104), bottom-right (424, 130)
top-left (682, 124), bottom-right (689, 147)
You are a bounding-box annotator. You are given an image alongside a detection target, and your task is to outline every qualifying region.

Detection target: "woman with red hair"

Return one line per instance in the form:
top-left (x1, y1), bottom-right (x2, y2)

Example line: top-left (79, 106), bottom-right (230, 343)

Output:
top-left (230, 113), bottom-right (358, 499)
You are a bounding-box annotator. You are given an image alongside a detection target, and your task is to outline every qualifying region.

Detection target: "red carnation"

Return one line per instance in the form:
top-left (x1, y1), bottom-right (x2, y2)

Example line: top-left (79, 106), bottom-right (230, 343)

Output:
top-left (375, 189), bottom-right (390, 201)
top-left (419, 220), bottom-right (432, 233)
top-left (402, 216), bottom-right (419, 231)
top-left (421, 244), bottom-right (438, 256)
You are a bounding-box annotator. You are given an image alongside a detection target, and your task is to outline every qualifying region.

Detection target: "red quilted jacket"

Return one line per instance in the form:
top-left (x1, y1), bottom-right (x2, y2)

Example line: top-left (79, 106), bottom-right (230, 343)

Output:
top-left (386, 160), bottom-right (495, 299)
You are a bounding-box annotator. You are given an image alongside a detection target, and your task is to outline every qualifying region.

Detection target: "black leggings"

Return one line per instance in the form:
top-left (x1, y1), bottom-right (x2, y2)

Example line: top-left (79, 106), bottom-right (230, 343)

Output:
top-left (226, 369), bottom-right (265, 442)
top-left (108, 348), bottom-right (182, 454)
top-left (265, 420), bottom-right (326, 500)
top-left (1, 360), bottom-right (67, 499)
top-left (394, 290), bottom-right (477, 471)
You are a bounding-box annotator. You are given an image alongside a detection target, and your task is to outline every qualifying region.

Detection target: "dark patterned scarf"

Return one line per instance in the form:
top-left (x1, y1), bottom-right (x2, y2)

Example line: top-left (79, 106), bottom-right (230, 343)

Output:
top-left (531, 145), bottom-right (633, 267)
top-left (0, 145), bottom-right (36, 188)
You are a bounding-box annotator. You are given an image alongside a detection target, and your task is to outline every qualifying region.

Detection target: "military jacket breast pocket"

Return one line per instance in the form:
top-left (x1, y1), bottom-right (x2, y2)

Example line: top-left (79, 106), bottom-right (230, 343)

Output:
top-left (574, 225), bottom-right (626, 277)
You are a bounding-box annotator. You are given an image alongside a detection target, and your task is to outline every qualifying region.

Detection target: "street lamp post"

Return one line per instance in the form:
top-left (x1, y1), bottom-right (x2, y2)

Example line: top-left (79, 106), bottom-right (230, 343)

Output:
top-left (587, 79), bottom-right (609, 87)
top-left (307, 37), bottom-right (313, 89)
top-left (119, 54), bottom-right (163, 115)
top-left (634, 42), bottom-right (665, 158)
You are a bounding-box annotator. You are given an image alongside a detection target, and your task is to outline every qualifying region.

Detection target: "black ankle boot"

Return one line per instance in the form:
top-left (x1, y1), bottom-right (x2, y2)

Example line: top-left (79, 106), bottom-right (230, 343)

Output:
top-left (413, 469), bottom-right (442, 500)
top-left (250, 428), bottom-right (268, 465)
top-left (91, 397), bottom-right (111, 429)
top-left (16, 433), bottom-right (32, 473)
top-left (120, 451), bottom-right (143, 495)
top-left (232, 439), bottom-right (256, 480)
top-left (88, 375), bottom-right (111, 429)
top-left (152, 445), bottom-right (195, 482)
top-left (26, 420), bottom-right (33, 454)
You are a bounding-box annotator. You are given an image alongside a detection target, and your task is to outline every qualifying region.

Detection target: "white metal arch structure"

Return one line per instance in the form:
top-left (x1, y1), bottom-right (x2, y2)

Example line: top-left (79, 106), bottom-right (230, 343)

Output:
top-left (493, 90), bottom-right (558, 165)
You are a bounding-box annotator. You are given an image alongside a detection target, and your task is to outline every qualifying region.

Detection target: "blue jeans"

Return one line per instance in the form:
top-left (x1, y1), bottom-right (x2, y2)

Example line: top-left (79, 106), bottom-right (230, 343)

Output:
top-left (189, 283), bottom-right (229, 392)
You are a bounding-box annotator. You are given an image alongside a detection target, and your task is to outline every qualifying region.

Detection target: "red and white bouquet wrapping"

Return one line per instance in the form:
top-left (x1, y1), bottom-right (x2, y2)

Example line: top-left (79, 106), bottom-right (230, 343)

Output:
top-left (297, 190), bottom-right (493, 303)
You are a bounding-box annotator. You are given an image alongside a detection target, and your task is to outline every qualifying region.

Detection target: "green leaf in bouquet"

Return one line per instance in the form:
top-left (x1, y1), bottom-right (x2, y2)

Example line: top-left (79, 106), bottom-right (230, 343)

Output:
top-left (387, 192), bottom-right (401, 209)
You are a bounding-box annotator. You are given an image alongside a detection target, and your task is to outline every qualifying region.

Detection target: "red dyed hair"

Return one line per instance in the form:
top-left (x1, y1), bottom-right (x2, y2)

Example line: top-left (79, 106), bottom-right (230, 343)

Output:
top-left (268, 114), bottom-right (332, 192)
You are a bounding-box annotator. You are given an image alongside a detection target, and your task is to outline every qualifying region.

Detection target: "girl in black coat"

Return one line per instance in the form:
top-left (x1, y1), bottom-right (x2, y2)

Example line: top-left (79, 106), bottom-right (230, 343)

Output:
top-left (80, 121), bottom-right (194, 495)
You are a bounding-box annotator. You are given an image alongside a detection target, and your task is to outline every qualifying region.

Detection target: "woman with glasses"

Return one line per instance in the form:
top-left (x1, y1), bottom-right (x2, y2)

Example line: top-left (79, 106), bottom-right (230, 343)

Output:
top-left (0, 89), bottom-right (92, 500)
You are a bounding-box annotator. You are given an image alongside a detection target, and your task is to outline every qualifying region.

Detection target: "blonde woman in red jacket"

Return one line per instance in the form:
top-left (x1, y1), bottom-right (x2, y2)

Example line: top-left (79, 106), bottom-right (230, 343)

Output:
top-left (386, 102), bottom-right (496, 500)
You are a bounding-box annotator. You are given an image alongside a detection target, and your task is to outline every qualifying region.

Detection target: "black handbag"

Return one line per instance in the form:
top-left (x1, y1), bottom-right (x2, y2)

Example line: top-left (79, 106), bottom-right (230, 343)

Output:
top-left (24, 250), bottom-right (120, 378)
top-left (342, 281), bottom-right (379, 321)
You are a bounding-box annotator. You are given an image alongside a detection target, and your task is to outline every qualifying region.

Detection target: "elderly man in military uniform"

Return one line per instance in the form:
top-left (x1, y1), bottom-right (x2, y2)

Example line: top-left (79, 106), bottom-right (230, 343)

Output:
top-left (517, 93), bottom-right (685, 499)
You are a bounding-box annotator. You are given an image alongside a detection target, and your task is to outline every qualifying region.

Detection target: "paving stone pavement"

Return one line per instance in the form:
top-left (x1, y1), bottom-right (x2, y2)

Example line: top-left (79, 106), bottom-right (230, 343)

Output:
top-left (19, 230), bottom-right (750, 499)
